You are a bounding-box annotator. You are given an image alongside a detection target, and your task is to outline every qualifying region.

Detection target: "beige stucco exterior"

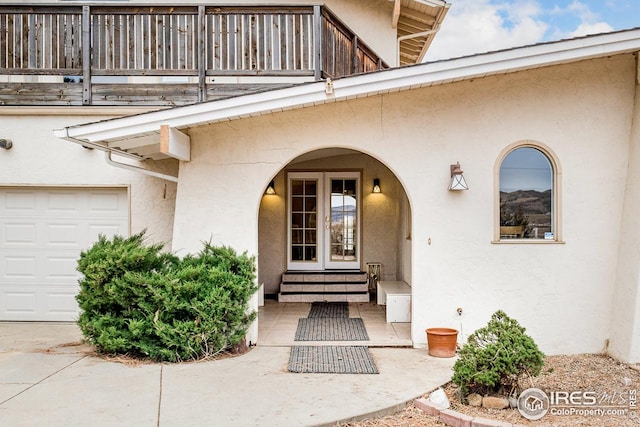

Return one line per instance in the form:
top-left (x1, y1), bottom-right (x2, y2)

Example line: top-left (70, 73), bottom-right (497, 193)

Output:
top-left (2, 12), bottom-right (640, 363)
top-left (0, 111), bottom-right (177, 248)
top-left (168, 53), bottom-right (639, 360)
top-left (610, 58), bottom-right (640, 363)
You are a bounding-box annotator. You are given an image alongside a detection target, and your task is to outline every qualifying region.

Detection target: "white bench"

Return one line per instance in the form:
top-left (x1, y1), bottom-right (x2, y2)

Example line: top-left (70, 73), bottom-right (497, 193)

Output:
top-left (377, 280), bottom-right (411, 323)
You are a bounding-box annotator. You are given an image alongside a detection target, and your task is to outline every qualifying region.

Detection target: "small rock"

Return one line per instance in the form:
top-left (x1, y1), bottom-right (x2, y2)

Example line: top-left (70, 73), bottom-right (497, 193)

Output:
top-left (467, 393), bottom-right (482, 407)
top-left (508, 396), bottom-right (518, 408)
top-left (622, 377), bottom-right (632, 386)
top-left (429, 387), bottom-right (451, 409)
top-left (482, 395), bottom-right (510, 409)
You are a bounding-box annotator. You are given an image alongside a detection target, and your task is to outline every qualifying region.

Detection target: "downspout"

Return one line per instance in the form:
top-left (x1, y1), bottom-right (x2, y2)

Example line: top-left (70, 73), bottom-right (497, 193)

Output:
top-left (105, 151), bottom-right (179, 183)
top-left (55, 127), bottom-right (179, 183)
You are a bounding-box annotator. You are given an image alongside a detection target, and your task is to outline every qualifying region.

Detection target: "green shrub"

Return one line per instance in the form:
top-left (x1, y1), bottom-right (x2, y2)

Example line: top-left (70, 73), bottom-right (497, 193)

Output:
top-left (452, 310), bottom-right (545, 396)
top-left (76, 232), bottom-right (257, 362)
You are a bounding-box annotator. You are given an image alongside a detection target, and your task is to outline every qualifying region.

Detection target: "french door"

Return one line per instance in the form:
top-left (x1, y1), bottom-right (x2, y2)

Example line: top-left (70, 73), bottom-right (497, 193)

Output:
top-left (287, 172), bottom-right (360, 270)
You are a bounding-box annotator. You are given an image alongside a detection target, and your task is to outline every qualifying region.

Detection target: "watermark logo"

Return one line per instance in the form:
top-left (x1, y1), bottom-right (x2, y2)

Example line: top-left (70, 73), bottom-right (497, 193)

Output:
top-left (518, 387), bottom-right (637, 421)
top-left (518, 388), bottom-right (549, 420)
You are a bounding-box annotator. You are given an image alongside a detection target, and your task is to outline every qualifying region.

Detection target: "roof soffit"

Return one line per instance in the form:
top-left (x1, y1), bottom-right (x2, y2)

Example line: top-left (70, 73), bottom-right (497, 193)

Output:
top-left (394, 0), bottom-right (450, 65)
top-left (54, 28), bottom-right (640, 158)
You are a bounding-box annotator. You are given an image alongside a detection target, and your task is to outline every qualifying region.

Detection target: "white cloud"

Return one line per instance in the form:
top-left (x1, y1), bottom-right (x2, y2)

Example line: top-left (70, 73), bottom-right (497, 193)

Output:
top-left (425, 0), bottom-right (548, 61)
top-left (567, 22), bottom-right (614, 38)
top-left (424, 0), bottom-right (614, 62)
top-left (558, 1), bottom-right (613, 38)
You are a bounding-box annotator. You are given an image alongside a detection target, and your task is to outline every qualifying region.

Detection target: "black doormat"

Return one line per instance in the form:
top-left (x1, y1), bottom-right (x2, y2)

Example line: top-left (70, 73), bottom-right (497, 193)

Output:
top-left (294, 318), bottom-right (369, 341)
top-left (307, 301), bottom-right (349, 318)
top-left (288, 345), bottom-right (379, 374)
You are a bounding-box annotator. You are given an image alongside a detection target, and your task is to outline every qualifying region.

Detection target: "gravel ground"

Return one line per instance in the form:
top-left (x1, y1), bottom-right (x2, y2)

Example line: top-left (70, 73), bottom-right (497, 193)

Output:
top-left (339, 354), bottom-right (640, 427)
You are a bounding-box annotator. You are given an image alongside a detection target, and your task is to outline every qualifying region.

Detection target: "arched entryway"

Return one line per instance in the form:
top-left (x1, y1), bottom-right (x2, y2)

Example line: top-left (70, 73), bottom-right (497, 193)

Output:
top-left (256, 148), bottom-right (414, 346)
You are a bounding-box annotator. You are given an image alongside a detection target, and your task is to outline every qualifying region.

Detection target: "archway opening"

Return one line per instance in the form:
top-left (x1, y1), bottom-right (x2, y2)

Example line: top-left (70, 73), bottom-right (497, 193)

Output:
top-left (257, 147), bottom-right (413, 346)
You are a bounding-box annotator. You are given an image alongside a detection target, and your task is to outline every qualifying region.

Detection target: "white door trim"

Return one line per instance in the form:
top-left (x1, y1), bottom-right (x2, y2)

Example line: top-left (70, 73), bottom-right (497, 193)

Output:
top-left (286, 171), bottom-right (361, 271)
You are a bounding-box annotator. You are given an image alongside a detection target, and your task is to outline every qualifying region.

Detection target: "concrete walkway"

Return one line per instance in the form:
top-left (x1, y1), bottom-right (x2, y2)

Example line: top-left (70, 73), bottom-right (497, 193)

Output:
top-left (0, 323), bottom-right (455, 427)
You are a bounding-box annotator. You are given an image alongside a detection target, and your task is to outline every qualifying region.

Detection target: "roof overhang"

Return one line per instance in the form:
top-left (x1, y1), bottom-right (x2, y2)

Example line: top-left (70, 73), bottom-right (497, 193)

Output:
top-left (55, 28), bottom-right (640, 159)
top-left (392, 0), bottom-right (450, 65)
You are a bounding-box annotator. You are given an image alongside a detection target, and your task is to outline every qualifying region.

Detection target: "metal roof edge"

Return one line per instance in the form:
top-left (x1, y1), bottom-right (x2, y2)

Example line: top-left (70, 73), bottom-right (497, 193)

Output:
top-left (57, 28), bottom-right (640, 144)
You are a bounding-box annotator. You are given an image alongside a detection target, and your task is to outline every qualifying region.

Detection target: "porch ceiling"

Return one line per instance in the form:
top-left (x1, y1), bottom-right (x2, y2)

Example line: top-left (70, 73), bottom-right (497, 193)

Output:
top-left (394, 0), bottom-right (450, 66)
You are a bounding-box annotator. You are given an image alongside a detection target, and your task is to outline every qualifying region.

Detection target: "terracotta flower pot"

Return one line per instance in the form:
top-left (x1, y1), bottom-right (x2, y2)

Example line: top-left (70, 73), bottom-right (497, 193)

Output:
top-left (426, 327), bottom-right (458, 358)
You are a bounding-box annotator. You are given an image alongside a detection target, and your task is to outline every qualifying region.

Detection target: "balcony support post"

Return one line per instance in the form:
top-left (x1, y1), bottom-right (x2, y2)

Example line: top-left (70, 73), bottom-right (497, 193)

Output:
top-left (82, 5), bottom-right (92, 105)
top-left (198, 5), bottom-right (206, 102)
top-left (313, 5), bottom-right (322, 81)
top-left (352, 36), bottom-right (358, 75)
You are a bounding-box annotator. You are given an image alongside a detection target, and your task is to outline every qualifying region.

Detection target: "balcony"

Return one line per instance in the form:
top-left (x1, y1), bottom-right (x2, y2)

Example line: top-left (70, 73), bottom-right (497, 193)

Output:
top-left (0, 5), bottom-right (388, 107)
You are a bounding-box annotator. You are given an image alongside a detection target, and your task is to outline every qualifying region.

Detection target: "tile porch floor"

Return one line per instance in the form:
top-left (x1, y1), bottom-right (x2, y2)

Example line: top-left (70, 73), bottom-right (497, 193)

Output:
top-left (257, 299), bottom-right (413, 347)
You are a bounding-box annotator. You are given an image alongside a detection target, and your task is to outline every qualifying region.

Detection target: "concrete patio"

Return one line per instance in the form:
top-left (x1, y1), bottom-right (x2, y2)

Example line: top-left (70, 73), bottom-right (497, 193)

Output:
top-left (0, 302), bottom-right (455, 427)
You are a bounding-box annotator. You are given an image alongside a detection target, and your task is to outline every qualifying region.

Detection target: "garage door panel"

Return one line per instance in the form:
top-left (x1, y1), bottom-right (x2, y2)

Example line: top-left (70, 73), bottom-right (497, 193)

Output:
top-left (45, 288), bottom-right (80, 319)
top-left (0, 285), bottom-right (79, 321)
top-left (0, 289), bottom-right (39, 318)
top-left (0, 187), bottom-right (129, 321)
top-left (0, 190), bottom-right (36, 212)
top-left (46, 223), bottom-right (81, 247)
top-left (88, 221), bottom-right (129, 241)
top-left (1, 251), bottom-right (80, 282)
top-left (3, 223), bottom-right (38, 246)
top-left (45, 254), bottom-right (81, 280)
top-left (2, 254), bottom-right (38, 279)
top-left (88, 190), bottom-right (126, 213)
top-left (47, 191), bottom-right (82, 214)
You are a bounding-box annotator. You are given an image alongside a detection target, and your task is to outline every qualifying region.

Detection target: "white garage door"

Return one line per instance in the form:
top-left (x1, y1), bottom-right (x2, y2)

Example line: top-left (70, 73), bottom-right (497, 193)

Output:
top-left (0, 187), bottom-right (129, 321)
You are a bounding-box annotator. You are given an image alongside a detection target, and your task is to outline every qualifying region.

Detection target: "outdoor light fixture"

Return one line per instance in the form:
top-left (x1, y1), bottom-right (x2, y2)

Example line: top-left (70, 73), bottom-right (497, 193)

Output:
top-left (448, 162), bottom-right (468, 191)
top-left (372, 178), bottom-right (381, 193)
top-left (0, 139), bottom-right (12, 150)
top-left (325, 78), bottom-right (334, 95)
top-left (265, 180), bottom-right (276, 195)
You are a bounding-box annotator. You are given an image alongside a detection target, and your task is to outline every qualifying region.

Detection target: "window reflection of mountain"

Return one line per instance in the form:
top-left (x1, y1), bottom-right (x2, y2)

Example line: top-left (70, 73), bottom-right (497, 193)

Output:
top-left (500, 189), bottom-right (552, 238)
top-left (500, 190), bottom-right (551, 220)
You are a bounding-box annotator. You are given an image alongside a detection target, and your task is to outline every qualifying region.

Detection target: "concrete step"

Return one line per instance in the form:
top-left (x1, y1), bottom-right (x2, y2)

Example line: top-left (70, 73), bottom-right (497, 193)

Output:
top-left (277, 293), bottom-right (370, 303)
top-left (280, 283), bottom-right (368, 293)
top-left (282, 271), bottom-right (368, 284)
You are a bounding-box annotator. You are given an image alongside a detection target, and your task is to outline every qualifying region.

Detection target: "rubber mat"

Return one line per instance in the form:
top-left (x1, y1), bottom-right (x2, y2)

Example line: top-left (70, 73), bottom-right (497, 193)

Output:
top-left (294, 318), bottom-right (369, 341)
top-left (288, 345), bottom-right (379, 374)
top-left (307, 302), bottom-right (349, 318)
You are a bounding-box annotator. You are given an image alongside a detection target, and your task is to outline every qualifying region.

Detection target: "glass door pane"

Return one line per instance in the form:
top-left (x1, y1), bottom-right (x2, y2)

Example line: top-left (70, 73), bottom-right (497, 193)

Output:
top-left (325, 172), bottom-right (360, 269)
top-left (288, 173), bottom-right (322, 270)
top-left (287, 171), bottom-right (359, 271)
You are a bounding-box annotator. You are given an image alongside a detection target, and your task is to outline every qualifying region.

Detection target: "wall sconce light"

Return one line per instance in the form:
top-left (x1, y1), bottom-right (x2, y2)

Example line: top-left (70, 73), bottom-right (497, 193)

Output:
top-left (448, 162), bottom-right (469, 191)
top-left (265, 180), bottom-right (276, 195)
top-left (0, 139), bottom-right (13, 150)
top-left (325, 78), bottom-right (334, 95)
top-left (372, 178), bottom-right (381, 193)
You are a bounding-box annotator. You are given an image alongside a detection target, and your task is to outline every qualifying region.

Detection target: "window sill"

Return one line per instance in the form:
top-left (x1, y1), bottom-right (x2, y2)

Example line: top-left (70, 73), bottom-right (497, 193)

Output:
top-left (491, 239), bottom-right (565, 244)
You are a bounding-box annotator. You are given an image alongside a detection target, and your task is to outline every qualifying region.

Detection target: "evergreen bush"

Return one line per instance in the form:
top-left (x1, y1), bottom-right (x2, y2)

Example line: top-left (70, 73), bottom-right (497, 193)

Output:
top-left (76, 232), bottom-right (257, 362)
top-left (452, 310), bottom-right (545, 396)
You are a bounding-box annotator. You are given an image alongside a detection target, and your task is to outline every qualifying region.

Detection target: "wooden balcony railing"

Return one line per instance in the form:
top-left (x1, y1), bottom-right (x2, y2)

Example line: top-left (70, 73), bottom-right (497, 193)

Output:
top-left (0, 5), bottom-right (388, 106)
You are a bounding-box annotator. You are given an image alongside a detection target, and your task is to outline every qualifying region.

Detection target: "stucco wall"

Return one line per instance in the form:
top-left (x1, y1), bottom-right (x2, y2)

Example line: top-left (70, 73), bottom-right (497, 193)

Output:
top-left (609, 64), bottom-right (640, 364)
top-left (173, 54), bottom-right (637, 356)
top-left (0, 111), bottom-right (177, 248)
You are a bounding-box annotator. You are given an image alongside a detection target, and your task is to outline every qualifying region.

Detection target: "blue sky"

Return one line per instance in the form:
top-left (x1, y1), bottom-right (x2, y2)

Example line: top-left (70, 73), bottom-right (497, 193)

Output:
top-left (425, 0), bottom-right (640, 61)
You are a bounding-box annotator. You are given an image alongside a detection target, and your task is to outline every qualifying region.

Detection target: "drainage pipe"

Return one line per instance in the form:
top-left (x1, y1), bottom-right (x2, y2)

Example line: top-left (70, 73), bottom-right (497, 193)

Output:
top-left (105, 151), bottom-right (178, 183)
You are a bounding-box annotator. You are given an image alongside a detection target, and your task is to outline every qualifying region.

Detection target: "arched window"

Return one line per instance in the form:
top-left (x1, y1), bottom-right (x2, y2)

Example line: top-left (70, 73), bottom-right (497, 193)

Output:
top-left (496, 144), bottom-right (560, 241)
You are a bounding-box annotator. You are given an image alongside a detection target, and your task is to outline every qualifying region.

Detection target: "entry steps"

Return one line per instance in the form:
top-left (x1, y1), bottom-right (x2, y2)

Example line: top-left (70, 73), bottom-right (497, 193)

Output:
top-left (278, 271), bottom-right (369, 302)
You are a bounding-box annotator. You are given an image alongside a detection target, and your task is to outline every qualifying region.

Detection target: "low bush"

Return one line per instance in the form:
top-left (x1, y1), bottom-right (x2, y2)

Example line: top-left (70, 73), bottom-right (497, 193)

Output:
top-left (452, 310), bottom-right (545, 396)
top-left (76, 232), bottom-right (257, 362)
